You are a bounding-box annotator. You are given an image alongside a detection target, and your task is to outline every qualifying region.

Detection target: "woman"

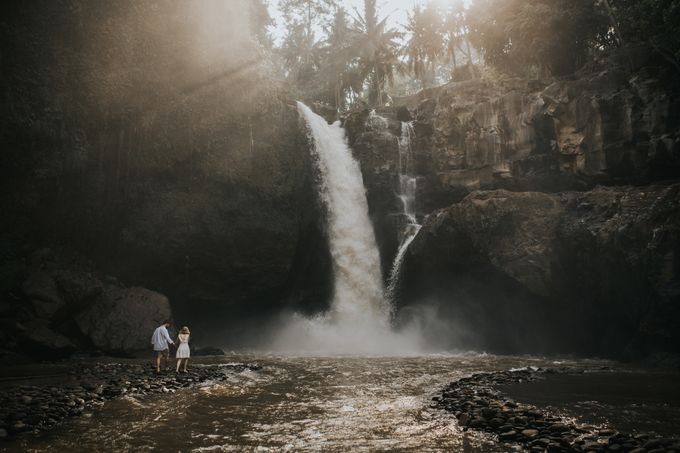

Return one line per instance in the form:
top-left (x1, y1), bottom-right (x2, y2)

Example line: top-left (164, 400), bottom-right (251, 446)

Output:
top-left (175, 326), bottom-right (191, 373)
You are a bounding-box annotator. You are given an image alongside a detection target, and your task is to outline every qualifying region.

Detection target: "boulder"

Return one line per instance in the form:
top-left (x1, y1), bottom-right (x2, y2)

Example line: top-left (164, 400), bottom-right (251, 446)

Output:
top-left (76, 287), bottom-right (172, 354)
top-left (16, 320), bottom-right (76, 357)
top-left (51, 270), bottom-right (103, 307)
top-left (21, 272), bottom-right (65, 318)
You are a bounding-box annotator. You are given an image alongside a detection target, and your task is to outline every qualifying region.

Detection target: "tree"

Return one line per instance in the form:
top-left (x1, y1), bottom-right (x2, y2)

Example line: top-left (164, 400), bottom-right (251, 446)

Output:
top-left (607, 0), bottom-right (680, 73)
top-left (280, 22), bottom-right (323, 83)
top-left (279, 0), bottom-right (336, 50)
top-left (404, 2), bottom-right (444, 89)
top-left (467, 0), bottom-right (609, 76)
top-left (320, 7), bottom-right (356, 109)
top-left (443, 1), bottom-right (476, 77)
top-left (249, 0), bottom-right (275, 50)
top-left (278, 0), bottom-right (336, 85)
top-left (348, 0), bottom-right (402, 106)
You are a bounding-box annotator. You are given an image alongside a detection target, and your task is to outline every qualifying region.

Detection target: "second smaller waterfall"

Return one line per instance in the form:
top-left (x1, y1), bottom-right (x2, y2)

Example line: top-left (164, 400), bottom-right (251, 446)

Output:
top-left (386, 122), bottom-right (422, 303)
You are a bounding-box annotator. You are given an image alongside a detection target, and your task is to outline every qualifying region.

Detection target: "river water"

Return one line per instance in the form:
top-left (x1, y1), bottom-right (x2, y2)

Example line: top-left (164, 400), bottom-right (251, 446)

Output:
top-left (6, 353), bottom-right (629, 452)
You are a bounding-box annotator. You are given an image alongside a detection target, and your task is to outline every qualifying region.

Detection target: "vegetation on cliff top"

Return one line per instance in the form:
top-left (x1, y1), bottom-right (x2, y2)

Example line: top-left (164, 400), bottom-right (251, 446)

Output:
top-left (274, 0), bottom-right (680, 107)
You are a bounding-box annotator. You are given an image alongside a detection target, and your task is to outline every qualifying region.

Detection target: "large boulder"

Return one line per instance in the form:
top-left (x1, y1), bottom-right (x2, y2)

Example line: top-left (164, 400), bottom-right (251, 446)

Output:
top-left (76, 287), bottom-right (172, 354)
top-left (401, 183), bottom-right (680, 359)
top-left (51, 270), bottom-right (103, 308)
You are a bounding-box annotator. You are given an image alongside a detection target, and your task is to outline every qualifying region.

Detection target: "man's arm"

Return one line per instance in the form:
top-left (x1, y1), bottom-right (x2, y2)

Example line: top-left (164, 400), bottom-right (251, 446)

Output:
top-left (163, 328), bottom-right (174, 344)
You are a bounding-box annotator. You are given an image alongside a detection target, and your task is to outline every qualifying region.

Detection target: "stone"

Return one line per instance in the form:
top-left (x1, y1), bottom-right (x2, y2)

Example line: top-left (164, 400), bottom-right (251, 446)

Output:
top-left (21, 272), bottom-right (64, 318)
top-left (396, 105), bottom-right (412, 122)
top-left (522, 429), bottom-right (540, 438)
top-left (52, 270), bottom-right (103, 307)
top-left (76, 287), bottom-right (172, 354)
top-left (469, 418), bottom-right (486, 428)
top-left (16, 320), bottom-right (76, 357)
top-left (499, 430), bottom-right (517, 440)
top-left (193, 346), bottom-right (225, 356)
top-left (456, 413), bottom-right (471, 427)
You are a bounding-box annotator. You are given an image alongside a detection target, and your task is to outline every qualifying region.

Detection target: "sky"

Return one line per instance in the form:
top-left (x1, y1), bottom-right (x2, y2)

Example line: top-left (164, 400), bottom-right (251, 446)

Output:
top-left (267, 0), bottom-right (465, 44)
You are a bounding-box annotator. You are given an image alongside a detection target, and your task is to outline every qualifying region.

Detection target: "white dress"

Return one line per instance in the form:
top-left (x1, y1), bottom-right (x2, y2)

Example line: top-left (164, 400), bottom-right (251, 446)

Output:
top-left (176, 333), bottom-right (190, 358)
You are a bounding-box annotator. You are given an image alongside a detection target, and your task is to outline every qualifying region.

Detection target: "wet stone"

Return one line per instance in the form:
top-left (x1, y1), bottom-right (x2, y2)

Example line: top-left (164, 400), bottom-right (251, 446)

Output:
top-left (499, 429), bottom-right (517, 438)
top-left (434, 367), bottom-right (678, 453)
top-left (0, 362), bottom-right (259, 441)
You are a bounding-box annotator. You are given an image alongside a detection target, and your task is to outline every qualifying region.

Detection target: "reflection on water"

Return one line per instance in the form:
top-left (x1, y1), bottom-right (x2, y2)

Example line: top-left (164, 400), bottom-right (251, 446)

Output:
top-left (7, 354), bottom-right (616, 452)
top-left (500, 370), bottom-right (680, 438)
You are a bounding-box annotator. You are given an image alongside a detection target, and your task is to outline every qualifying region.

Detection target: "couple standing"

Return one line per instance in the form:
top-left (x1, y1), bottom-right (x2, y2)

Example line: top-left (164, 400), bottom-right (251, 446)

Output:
top-left (151, 321), bottom-right (191, 373)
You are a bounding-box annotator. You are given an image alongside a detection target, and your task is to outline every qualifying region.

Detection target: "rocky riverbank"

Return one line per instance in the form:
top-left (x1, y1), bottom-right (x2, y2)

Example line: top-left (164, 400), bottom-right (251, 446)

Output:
top-left (434, 368), bottom-right (680, 452)
top-left (0, 361), bottom-right (261, 440)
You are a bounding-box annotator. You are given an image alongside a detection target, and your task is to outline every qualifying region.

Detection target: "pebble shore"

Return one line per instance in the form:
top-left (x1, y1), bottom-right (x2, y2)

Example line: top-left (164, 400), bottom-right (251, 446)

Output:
top-left (0, 362), bottom-right (261, 439)
top-left (433, 368), bottom-right (680, 452)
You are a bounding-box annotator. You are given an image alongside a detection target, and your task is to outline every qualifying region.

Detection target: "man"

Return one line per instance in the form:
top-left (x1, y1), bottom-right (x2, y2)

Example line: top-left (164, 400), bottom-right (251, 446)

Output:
top-left (151, 320), bottom-right (174, 373)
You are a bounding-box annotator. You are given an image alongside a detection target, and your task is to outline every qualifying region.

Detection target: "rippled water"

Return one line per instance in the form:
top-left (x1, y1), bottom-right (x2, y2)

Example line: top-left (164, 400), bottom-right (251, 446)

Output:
top-left (7, 354), bottom-right (617, 452)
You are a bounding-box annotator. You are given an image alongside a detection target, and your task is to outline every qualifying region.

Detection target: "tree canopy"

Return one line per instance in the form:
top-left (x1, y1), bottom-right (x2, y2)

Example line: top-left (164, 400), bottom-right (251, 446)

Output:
top-left (269, 0), bottom-right (679, 108)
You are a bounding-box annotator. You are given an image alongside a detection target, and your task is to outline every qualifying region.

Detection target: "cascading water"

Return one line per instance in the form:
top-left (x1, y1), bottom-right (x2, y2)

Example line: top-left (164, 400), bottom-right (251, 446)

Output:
top-left (271, 103), bottom-right (422, 354)
top-left (296, 102), bottom-right (388, 325)
top-left (386, 121), bottom-right (422, 303)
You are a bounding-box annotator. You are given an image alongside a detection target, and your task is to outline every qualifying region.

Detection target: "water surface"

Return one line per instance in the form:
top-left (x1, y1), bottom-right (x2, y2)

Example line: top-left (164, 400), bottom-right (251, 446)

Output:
top-left (5, 354), bottom-right (633, 452)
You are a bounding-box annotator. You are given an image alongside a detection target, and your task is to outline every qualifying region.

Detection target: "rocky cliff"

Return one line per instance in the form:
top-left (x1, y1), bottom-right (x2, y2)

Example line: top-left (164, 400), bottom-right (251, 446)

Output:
top-left (344, 48), bottom-right (680, 360)
top-left (345, 46), bottom-right (680, 216)
top-left (0, 1), bottom-right (334, 358)
top-left (401, 185), bottom-right (680, 359)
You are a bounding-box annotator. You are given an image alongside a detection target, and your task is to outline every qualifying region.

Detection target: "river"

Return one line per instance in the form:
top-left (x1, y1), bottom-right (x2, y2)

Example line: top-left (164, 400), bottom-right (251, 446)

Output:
top-left (6, 353), bottom-right (633, 452)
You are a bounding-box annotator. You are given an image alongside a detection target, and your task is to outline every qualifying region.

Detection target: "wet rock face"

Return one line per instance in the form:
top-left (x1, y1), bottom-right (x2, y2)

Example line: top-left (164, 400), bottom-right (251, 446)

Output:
top-left (401, 184), bottom-right (680, 358)
top-left (344, 62), bottom-right (680, 216)
top-left (343, 110), bottom-right (405, 276)
top-left (343, 56), bottom-right (680, 359)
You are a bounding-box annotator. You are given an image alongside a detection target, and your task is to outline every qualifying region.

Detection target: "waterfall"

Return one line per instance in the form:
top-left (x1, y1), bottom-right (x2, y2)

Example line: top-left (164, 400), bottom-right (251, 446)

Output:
top-left (296, 102), bottom-right (389, 326)
top-left (272, 103), bottom-right (423, 354)
top-left (386, 122), bottom-right (422, 303)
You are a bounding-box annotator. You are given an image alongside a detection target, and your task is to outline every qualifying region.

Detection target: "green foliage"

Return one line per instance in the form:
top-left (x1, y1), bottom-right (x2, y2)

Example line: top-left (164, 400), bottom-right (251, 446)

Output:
top-left (404, 2), bottom-right (444, 88)
top-left (277, 0), bottom-right (401, 108)
top-left (250, 0), bottom-right (276, 50)
top-left (347, 0), bottom-right (402, 106)
top-left (467, 0), bottom-right (609, 76)
top-left (609, 0), bottom-right (680, 69)
top-left (318, 7), bottom-right (358, 108)
top-left (279, 0), bottom-right (336, 35)
top-left (280, 22), bottom-right (324, 83)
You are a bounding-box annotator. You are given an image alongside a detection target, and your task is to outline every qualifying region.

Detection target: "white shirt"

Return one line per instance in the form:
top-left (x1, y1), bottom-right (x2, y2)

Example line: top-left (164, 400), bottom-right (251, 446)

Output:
top-left (151, 325), bottom-right (173, 351)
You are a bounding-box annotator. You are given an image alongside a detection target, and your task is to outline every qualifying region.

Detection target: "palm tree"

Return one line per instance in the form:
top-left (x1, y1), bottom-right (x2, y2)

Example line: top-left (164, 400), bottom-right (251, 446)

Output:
top-left (444, 1), bottom-right (476, 78)
top-left (278, 0), bottom-right (336, 84)
top-left (404, 2), bottom-right (444, 89)
top-left (280, 22), bottom-right (323, 83)
top-left (348, 0), bottom-right (402, 106)
top-left (320, 7), bottom-right (355, 109)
